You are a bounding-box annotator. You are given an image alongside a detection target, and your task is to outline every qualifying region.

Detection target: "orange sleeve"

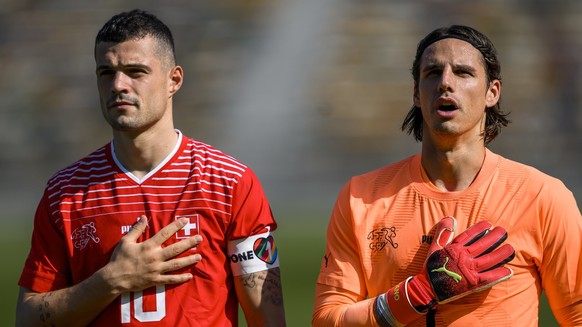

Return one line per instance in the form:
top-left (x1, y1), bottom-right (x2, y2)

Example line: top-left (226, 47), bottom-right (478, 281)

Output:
top-left (312, 284), bottom-right (378, 327)
top-left (315, 181), bottom-right (367, 294)
top-left (538, 178), bottom-right (582, 325)
top-left (312, 181), bottom-right (381, 326)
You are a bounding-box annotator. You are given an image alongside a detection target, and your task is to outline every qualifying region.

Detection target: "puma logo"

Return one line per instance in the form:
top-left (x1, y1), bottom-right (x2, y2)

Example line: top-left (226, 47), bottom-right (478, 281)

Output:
top-left (324, 253), bottom-right (331, 268)
top-left (431, 257), bottom-right (462, 283)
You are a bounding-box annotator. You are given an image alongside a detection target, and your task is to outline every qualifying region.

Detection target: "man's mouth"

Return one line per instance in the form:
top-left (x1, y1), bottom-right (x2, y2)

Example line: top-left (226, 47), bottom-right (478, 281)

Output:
top-left (436, 99), bottom-right (459, 112)
top-left (108, 100), bottom-right (135, 109)
top-left (438, 103), bottom-right (457, 111)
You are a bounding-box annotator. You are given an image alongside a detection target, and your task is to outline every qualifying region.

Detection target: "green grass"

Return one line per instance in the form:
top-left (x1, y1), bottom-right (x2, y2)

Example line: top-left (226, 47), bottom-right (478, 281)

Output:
top-left (274, 217), bottom-right (326, 326)
top-left (1, 220), bottom-right (31, 326)
top-left (3, 215), bottom-right (558, 326)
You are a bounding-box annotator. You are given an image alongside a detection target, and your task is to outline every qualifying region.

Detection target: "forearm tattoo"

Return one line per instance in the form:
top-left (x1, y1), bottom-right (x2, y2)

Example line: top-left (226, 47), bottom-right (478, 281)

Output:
top-left (242, 272), bottom-right (259, 289)
top-left (39, 293), bottom-right (56, 326)
top-left (242, 268), bottom-right (284, 306)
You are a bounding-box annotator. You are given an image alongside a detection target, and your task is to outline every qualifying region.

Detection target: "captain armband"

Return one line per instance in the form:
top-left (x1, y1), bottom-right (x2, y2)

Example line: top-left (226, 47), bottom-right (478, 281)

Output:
top-left (227, 229), bottom-right (280, 276)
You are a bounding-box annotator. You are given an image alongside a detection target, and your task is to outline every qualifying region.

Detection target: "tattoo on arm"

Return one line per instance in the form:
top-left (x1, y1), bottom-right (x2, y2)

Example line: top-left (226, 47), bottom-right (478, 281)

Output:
top-left (39, 293), bottom-right (56, 326)
top-left (242, 269), bottom-right (283, 306)
top-left (263, 268), bottom-right (283, 306)
top-left (242, 272), bottom-right (259, 288)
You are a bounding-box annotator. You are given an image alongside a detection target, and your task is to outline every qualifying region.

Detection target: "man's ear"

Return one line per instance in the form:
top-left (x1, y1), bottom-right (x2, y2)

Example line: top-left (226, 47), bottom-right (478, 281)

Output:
top-left (169, 65), bottom-right (183, 95)
top-left (413, 80), bottom-right (420, 107)
top-left (485, 79), bottom-right (501, 108)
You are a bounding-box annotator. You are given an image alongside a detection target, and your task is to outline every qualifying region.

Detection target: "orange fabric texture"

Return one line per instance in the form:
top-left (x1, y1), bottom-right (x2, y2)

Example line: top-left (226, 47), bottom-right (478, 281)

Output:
top-left (314, 149), bottom-right (582, 326)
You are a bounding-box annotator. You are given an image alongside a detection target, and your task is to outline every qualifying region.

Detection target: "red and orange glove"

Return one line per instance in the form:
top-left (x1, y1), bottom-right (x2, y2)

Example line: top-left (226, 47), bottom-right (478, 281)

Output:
top-left (373, 217), bottom-right (515, 326)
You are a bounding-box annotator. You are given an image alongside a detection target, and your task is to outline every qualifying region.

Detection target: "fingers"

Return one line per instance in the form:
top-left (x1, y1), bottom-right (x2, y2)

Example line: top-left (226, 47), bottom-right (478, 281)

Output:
top-left (474, 243), bottom-right (515, 272)
top-left (106, 217), bottom-right (205, 293)
top-left (149, 240), bottom-right (203, 286)
top-left (429, 216), bottom-right (457, 254)
top-left (123, 215), bottom-right (149, 241)
top-left (452, 220), bottom-right (492, 246)
top-left (156, 273), bottom-right (195, 285)
top-left (160, 253), bottom-right (203, 274)
top-left (161, 234), bottom-right (204, 261)
top-left (452, 222), bottom-right (514, 271)
top-left (131, 216), bottom-right (203, 261)
top-left (476, 266), bottom-right (514, 289)
top-left (149, 217), bottom-right (192, 246)
top-left (467, 226), bottom-right (508, 257)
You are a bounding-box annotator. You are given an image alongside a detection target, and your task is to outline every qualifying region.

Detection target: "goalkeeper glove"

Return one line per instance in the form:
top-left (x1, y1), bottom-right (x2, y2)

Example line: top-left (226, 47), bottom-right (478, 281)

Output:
top-left (373, 217), bottom-right (515, 326)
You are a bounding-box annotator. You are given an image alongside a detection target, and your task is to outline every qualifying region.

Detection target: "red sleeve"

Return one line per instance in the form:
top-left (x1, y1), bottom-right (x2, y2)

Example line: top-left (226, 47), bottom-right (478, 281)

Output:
top-left (18, 190), bottom-right (72, 292)
top-left (228, 167), bottom-right (276, 240)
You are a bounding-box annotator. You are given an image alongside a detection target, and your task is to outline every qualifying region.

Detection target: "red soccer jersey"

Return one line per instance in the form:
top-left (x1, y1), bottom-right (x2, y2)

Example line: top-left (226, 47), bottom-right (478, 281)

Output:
top-left (19, 131), bottom-right (278, 326)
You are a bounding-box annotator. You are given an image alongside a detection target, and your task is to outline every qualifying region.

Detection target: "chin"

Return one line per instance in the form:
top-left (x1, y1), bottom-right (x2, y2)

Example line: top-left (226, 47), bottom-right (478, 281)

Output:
top-left (108, 118), bottom-right (137, 130)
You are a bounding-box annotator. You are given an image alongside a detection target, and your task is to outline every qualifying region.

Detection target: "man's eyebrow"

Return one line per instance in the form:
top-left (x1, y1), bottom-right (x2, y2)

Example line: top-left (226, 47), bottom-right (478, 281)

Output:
top-left (421, 63), bottom-right (443, 72)
top-left (421, 62), bottom-right (477, 73)
top-left (96, 63), bottom-right (150, 72)
top-left (452, 63), bottom-right (477, 73)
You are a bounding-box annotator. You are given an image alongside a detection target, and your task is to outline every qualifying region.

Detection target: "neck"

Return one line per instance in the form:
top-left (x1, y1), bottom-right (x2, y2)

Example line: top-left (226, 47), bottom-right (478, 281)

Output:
top-left (113, 126), bottom-right (179, 179)
top-left (420, 138), bottom-right (486, 192)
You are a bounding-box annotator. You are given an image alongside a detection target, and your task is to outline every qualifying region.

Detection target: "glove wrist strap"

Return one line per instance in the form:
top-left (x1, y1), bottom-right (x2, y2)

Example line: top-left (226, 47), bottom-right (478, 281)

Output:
top-left (373, 293), bottom-right (400, 327)
top-left (379, 276), bottom-right (426, 325)
top-left (408, 274), bottom-right (438, 312)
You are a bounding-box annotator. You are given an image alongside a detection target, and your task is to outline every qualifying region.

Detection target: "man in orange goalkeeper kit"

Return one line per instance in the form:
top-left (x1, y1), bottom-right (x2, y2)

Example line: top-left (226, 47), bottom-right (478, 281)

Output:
top-left (312, 25), bottom-right (582, 326)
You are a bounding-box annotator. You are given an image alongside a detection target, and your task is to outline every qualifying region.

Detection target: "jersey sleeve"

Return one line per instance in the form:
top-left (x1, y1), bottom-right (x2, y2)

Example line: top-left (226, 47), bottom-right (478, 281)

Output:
top-left (312, 284), bottom-right (378, 327)
top-left (538, 179), bottom-right (582, 325)
top-left (316, 180), bottom-right (367, 299)
top-left (228, 167), bottom-right (276, 238)
top-left (312, 180), bottom-right (376, 325)
top-left (226, 167), bottom-right (278, 274)
top-left (18, 189), bottom-right (72, 292)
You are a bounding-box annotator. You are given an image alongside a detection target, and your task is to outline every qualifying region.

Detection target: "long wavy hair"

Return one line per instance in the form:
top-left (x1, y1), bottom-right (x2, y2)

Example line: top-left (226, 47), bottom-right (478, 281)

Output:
top-left (401, 25), bottom-right (510, 145)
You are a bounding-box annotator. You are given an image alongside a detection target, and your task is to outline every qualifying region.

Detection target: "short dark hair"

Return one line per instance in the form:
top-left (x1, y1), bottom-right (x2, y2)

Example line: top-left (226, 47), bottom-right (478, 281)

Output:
top-left (94, 9), bottom-right (176, 65)
top-left (401, 25), bottom-right (510, 145)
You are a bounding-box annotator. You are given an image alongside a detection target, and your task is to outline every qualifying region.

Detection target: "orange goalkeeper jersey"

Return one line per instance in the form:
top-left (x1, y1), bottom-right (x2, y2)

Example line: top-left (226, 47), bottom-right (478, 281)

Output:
top-left (314, 149), bottom-right (582, 326)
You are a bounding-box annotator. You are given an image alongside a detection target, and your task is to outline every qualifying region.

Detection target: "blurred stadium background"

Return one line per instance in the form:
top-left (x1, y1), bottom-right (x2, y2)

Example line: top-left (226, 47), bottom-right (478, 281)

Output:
top-left (1, 0), bottom-right (580, 325)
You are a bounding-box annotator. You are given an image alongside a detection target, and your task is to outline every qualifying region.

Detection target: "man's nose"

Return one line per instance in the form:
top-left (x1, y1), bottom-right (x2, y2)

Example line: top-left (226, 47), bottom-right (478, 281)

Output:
top-left (438, 67), bottom-right (454, 93)
top-left (112, 72), bottom-right (130, 93)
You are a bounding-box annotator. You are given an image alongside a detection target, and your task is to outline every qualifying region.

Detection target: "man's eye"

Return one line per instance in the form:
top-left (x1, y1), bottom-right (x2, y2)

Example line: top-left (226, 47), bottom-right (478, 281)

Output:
top-left (455, 70), bottom-right (472, 77)
top-left (98, 70), bottom-right (115, 77)
top-left (425, 70), bottom-right (441, 77)
top-left (127, 69), bottom-right (147, 77)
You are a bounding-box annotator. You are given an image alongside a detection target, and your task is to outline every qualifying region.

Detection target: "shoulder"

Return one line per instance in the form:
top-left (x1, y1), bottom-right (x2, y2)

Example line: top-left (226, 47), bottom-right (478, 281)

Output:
top-left (350, 154), bottom-right (415, 188)
top-left (183, 137), bottom-right (245, 167)
top-left (46, 144), bottom-right (112, 188)
top-left (40, 144), bottom-right (114, 211)
top-left (496, 154), bottom-right (570, 192)
top-left (182, 137), bottom-right (254, 182)
top-left (494, 154), bottom-right (577, 209)
top-left (339, 154), bottom-right (416, 203)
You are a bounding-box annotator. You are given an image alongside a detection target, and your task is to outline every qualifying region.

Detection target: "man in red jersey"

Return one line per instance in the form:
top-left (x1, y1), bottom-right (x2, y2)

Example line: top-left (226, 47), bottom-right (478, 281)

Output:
top-left (16, 9), bottom-right (285, 326)
top-left (312, 25), bottom-right (582, 326)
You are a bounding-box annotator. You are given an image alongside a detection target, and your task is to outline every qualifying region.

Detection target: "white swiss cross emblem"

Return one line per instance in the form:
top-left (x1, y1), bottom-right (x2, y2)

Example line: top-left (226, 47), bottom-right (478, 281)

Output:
top-left (175, 215), bottom-right (200, 239)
